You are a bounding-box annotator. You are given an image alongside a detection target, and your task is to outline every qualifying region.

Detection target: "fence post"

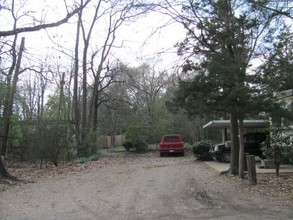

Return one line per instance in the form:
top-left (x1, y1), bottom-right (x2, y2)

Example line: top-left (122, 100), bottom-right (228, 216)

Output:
top-left (244, 153), bottom-right (249, 171)
top-left (246, 155), bottom-right (257, 185)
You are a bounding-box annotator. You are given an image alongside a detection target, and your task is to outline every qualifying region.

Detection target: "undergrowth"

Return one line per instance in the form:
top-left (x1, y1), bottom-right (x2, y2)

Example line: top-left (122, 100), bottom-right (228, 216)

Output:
top-left (74, 153), bottom-right (101, 164)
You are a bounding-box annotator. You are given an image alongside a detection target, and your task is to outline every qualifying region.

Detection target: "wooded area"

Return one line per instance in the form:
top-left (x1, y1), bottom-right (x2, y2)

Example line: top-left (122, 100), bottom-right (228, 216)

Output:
top-left (0, 0), bottom-right (292, 182)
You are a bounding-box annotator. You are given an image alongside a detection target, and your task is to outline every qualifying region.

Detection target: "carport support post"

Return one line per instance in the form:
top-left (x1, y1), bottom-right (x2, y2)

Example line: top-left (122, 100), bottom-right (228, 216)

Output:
top-left (247, 155), bottom-right (257, 185)
top-left (221, 128), bottom-right (228, 142)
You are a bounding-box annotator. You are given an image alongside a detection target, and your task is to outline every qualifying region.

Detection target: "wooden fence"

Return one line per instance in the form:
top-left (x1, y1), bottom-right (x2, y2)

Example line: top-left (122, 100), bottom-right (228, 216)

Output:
top-left (97, 134), bottom-right (126, 148)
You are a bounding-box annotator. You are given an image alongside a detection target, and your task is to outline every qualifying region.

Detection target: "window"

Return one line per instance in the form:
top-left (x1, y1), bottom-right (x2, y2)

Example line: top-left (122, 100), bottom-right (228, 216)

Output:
top-left (164, 136), bottom-right (181, 142)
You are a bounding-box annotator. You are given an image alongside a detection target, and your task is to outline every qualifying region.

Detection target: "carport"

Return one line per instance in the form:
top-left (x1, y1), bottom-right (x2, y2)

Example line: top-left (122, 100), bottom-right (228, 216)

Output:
top-left (203, 120), bottom-right (270, 142)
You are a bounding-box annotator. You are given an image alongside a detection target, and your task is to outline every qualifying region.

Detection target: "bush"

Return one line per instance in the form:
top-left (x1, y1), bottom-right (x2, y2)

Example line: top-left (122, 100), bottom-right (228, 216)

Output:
top-left (28, 122), bottom-right (74, 166)
top-left (192, 140), bottom-right (213, 161)
top-left (122, 139), bottom-right (149, 153)
top-left (262, 126), bottom-right (293, 175)
top-left (122, 140), bottom-right (133, 151)
top-left (74, 152), bottom-right (101, 164)
top-left (133, 139), bottom-right (149, 153)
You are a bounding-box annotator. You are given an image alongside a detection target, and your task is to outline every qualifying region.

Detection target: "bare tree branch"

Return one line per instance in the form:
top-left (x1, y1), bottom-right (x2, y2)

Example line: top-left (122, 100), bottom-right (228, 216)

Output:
top-left (0, 0), bottom-right (91, 37)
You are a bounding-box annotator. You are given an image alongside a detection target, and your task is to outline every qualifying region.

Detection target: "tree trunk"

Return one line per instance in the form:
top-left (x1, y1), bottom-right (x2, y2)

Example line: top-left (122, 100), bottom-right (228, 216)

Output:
top-left (0, 157), bottom-right (18, 182)
top-left (0, 37), bottom-right (25, 182)
top-left (238, 117), bottom-right (245, 179)
top-left (230, 111), bottom-right (239, 175)
top-left (93, 87), bottom-right (99, 132)
top-left (275, 162), bottom-right (280, 176)
top-left (74, 9), bottom-right (81, 154)
top-left (58, 72), bottom-right (66, 120)
top-left (110, 111), bottom-right (118, 148)
top-left (81, 40), bottom-right (88, 145)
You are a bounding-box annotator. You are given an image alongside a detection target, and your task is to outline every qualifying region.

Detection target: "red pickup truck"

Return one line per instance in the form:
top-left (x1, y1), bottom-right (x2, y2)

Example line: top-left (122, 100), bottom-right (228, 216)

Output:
top-left (159, 134), bottom-right (184, 157)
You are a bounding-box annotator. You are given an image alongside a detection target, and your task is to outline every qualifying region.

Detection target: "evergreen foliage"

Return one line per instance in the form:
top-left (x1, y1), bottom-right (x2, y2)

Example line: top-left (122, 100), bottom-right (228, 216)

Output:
top-left (165, 0), bottom-right (291, 175)
top-left (192, 140), bottom-right (213, 161)
top-left (259, 31), bottom-right (293, 92)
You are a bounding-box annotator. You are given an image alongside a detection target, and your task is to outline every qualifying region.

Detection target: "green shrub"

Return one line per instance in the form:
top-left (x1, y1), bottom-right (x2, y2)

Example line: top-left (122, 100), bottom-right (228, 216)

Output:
top-left (133, 139), bottom-right (148, 153)
top-left (122, 139), bottom-right (148, 153)
top-left (184, 142), bottom-right (192, 152)
top-left (122, 140), bottom-right (133, 151)
top-left (192, 140), bottom-right (213, 161)
top-left (74, 152), bottom-right (101, 164)
top-left (20, 120), bottom-right (76, 165)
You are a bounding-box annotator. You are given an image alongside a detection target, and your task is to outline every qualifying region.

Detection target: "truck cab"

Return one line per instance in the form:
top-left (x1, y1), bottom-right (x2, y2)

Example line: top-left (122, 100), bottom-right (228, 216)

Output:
top-left (209, 132), bottom-right (268, 163)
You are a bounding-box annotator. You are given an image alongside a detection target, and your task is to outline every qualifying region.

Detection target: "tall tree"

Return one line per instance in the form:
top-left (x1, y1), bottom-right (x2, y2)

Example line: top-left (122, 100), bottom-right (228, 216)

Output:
top-left (74, 0), bottom-right (155, 155)
top-left (97, 66), bottom-right (131, 147)
top-left (73, 0), bottom-right (83, 155)
top-left (0, 37), bottom-right (25, 182)
top-left (163, 0), bottom-right (285, 175)
top-left (125, 63), bottom-right (168, 124)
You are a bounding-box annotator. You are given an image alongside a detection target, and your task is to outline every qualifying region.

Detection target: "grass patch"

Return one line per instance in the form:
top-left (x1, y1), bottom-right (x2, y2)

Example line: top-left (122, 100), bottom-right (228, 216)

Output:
top-left (101, 144), bottom-right (159, 154)
top-left (74, 152), bottom-right (101, 164)
top-left (100, 146), bottom-right (126, 153)
top-left (147, 144), bottom-right (159, 151)
top-left (184, 142), bottom-right (192, 152)
top-left (0, 184), bottom-right (11, 191)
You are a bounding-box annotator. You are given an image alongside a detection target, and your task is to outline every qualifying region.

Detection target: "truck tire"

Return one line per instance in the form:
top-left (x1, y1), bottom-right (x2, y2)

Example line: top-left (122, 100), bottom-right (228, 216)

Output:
top-left (221, 151), bottom-right (230, 163)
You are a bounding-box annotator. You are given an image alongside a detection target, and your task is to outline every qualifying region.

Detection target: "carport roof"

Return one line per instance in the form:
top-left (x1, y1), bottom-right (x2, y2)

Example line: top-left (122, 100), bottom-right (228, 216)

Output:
top-left (203, 120), bottom-right (270, 129)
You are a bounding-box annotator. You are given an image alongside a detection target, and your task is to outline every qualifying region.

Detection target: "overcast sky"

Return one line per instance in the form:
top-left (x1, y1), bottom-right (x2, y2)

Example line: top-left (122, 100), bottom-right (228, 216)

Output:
top-left (114, 11), bottom-right (186, 70)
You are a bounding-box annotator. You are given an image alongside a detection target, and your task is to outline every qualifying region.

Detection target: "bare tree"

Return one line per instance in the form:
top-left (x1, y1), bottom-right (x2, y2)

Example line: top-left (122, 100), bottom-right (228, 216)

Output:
top-left (125, 63), bottom-right (169, 124)
top-left (73, 4), bottom-right (83, 151)
top-left (71, 0), bottom-right (156, 155)
top-left (0, 0), bottom-right (91, 37)
top-left (17, 63), bottom-right (50, 120)
top-left (0, 0), bottom-right (90, 182)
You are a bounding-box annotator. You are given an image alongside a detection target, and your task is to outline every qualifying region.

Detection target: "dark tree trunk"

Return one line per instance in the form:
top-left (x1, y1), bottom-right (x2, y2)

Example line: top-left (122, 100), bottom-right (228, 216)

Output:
top-left (74, 10), bottom-right (81, 154)
top-left (238, 117), bottom-right (245, 179)
top-left (0, 157), bottom-right (18, 182)
top-left (230, 111), bottom-right (239, 175)
top-left (0, 37), bottom-right (25, 182)
top-left (93, 87), bottom-right (99, 132)
top-left (275, 162), bottom-right (280, 176)
top-left (81, 41), bottom-right (88, 144)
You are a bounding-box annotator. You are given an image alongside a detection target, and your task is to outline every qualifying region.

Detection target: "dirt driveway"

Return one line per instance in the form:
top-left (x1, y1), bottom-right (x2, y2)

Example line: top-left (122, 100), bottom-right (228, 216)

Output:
top-left (1, 152), bottom-right (293, 220)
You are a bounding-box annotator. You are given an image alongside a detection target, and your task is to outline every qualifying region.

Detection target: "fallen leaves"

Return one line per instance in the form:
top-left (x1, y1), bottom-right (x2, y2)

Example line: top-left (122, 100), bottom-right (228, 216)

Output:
top-left (246, 173), bottom-right (293, 204)
top-left (5, 152), bottom-right (154, 182)
top-left (4, 152), bottom-right (293, 206)
top-left (223, 172), bottom-right (293, 206)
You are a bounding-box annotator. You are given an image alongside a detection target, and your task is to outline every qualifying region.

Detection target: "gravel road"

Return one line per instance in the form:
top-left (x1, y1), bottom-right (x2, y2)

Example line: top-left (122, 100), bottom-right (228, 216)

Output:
top-left (1, 152), bottom-right (292, 220)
